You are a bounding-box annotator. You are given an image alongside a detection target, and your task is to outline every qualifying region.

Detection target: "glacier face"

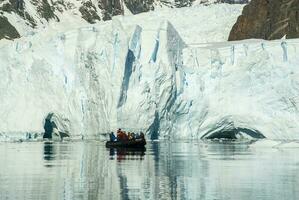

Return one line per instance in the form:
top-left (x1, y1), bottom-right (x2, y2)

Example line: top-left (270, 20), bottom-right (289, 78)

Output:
top-left (178, 39), bottom-right (299, 140)
top-left (0, 18), bottom-right (188, 139)
top-left (0, 3), bottom-right (298, 140)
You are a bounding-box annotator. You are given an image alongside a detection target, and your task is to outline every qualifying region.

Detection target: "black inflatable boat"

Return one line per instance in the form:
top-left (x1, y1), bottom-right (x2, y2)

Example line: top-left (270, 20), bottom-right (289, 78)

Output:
top-left (106, 138), bottom-right (146, 148)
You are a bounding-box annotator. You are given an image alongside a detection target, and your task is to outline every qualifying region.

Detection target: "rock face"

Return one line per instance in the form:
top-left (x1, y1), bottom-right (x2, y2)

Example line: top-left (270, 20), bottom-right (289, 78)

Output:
top-left (79, 1), bottom-right (101, 23)
top-left (123, 0), bottom-right (154, 14)
top-left (0, 16), bottom-right (20, 40)
top-left (98, 0), bottom-right (124, 20)
top-left (229, 0), bottom-right (299, 41)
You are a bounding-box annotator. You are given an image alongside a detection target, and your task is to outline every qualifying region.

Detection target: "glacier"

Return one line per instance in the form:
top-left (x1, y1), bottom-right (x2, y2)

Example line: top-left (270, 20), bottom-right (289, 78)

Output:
top-left (1, 3), bottom-right (299, 141)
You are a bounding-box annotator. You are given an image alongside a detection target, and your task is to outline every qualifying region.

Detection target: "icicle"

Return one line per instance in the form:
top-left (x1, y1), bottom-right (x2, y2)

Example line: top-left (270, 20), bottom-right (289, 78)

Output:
top-left (281, 41), bottom-right (288, 62)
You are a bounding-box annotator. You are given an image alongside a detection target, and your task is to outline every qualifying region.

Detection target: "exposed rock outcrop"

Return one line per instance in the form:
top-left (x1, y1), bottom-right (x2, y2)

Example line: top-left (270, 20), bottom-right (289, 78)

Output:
top-left (229, 0), bottom-right (299, 40)
top-left (124, 0), bottom-right (154, 14)
top-left (98, 0), bottom-right (124, 20)
top-left (0, 16), bottom-right (20, 40)
top-left (79, 1), bottom-right (101, 23)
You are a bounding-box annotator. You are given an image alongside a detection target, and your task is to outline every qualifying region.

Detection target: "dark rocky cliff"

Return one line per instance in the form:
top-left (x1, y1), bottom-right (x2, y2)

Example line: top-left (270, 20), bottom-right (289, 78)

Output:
top-left (0, 16), bottom-right (20, 40)
top-left (229, 0), bottom-right (299, 41)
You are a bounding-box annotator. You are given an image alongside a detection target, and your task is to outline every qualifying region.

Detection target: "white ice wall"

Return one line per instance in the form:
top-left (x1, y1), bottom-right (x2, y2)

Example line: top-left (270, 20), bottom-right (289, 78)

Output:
top-left (0, 17), bottom-right (186, 139)
top-left (176, 39), bottom-right (299, 140)
top-left (2, 4), bottom-right (299, 140)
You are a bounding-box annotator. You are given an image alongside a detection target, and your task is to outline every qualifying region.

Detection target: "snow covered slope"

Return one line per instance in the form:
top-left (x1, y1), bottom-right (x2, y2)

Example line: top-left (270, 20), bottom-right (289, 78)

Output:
top-left (2, 3), bottom-right (299, 141)
top-left (0, 0), bottom-right (247, 40)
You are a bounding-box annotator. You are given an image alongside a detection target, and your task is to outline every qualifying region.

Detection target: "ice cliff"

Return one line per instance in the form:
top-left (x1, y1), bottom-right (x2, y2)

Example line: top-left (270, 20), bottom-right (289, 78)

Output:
top-left (0, 3), bottom-right (299, 141)
top-left (180, 39), bottom-right (299, 140)
top-left (0, 18), bottom-right (188, 140)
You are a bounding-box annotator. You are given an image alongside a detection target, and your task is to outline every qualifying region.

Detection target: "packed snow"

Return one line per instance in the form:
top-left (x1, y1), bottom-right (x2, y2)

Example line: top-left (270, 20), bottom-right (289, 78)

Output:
top-left (1, 3), bottom-right (299, 141)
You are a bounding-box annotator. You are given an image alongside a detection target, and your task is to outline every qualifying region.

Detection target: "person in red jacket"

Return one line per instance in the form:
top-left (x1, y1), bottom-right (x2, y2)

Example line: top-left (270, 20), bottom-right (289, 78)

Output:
top-left (117, 129), bottom-right (128, 141)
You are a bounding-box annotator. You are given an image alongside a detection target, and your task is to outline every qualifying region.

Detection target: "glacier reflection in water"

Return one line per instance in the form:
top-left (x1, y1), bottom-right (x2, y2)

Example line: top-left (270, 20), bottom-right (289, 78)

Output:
top-left (0, 140), bottom-right (299, 199)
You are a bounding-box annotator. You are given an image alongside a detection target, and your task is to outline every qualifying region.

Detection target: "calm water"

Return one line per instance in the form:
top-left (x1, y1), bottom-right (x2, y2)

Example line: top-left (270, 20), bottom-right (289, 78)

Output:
top-left (0, 140), bottom-right (298, 200)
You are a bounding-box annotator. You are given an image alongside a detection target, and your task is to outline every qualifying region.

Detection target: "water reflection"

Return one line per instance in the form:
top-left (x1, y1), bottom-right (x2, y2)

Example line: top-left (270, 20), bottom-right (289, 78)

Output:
top-left (108, 147), bottom-right (146, 161)
top-left (0, 141), bottom-right (298, 200)
top-left (43, 141), bottom-right (54, 161)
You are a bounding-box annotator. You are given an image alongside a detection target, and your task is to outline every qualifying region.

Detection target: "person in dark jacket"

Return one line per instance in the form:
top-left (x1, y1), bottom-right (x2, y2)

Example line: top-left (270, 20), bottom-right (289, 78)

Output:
top-left (140, 132), bottom-right (145, 139)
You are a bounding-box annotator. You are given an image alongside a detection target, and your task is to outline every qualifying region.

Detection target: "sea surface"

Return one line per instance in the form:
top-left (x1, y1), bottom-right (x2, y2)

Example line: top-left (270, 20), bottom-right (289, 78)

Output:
top-left (0, 140), bottom-right (298, 200)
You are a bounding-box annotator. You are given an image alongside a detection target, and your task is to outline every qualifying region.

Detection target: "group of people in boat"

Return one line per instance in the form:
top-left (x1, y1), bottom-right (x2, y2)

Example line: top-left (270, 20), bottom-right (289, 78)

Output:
top-left (109, 128), bottom-right (145, 142)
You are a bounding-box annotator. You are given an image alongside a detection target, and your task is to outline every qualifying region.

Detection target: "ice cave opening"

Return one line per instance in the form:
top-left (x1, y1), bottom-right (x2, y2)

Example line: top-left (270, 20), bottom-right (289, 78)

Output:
top-left (201, 128), bottom-right (266, 140)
